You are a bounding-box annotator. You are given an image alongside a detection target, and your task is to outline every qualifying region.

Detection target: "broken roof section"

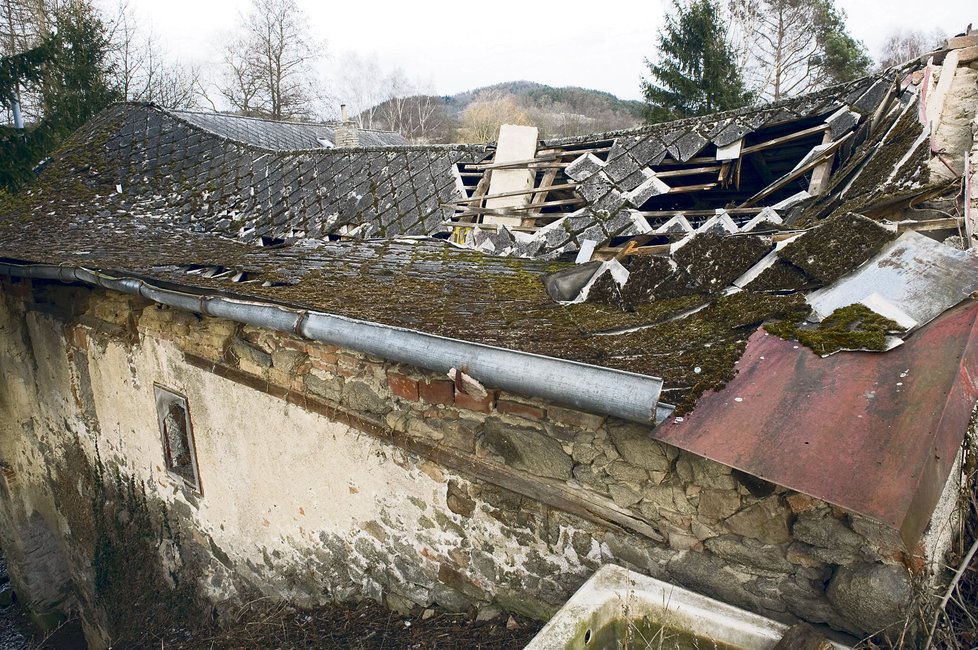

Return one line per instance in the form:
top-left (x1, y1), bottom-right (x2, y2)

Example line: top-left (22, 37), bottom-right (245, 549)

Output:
top-left (1, 28), bottom-right (977, 545)
top-left (172, 109), bottom-right (409, 150)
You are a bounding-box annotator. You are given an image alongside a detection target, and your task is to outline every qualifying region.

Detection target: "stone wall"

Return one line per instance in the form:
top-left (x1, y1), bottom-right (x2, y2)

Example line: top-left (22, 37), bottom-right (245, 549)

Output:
top-left (0, 277), bottom-right (954, 646)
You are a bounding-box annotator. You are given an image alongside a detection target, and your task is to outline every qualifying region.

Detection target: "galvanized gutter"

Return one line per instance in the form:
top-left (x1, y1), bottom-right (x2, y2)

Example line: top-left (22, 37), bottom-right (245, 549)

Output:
top-left (0, 262), bottom-right (672, 425)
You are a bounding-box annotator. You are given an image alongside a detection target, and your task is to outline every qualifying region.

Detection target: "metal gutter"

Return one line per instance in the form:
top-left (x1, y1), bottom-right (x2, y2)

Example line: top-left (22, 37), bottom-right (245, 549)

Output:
top-left (0, 262), bottom-right (672, 425)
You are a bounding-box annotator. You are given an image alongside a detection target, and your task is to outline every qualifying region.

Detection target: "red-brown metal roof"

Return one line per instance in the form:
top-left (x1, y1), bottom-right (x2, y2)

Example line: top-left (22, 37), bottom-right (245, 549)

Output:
top-left (655, 300), bottom-right (978, 547)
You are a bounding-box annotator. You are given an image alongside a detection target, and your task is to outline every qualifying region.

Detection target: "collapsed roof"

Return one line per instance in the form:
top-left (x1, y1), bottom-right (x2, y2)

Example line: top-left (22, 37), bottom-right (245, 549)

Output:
top-left (1, 29), bottom-right (977, 543)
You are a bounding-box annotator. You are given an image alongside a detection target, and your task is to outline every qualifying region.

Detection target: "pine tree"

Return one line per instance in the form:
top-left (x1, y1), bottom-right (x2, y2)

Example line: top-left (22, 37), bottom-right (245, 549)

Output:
top-left (642, 0), bottom-right (752, 124)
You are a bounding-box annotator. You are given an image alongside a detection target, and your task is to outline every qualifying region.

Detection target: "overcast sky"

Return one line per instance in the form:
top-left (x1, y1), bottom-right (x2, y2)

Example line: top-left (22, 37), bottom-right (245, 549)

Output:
top-left (126, 0), bottom-right (973, 104)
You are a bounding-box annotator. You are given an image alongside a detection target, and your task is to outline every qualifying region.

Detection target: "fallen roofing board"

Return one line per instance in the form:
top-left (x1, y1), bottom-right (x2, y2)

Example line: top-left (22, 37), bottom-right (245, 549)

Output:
top-left (806, 231), bottom-right (978, 329)
top-left (655, 299), bottom-right (978, 547)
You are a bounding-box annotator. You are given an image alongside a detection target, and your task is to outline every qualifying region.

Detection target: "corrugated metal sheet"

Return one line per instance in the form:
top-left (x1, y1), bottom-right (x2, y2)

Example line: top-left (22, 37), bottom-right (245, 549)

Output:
top-left (654, 300), bottom-right (978, 546)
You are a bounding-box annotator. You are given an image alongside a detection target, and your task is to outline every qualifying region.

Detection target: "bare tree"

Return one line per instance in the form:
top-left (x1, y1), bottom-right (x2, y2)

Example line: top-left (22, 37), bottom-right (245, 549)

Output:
top-left (456, 90), bottom-right (530, 144)
top-left (104, 1), bottom-right (204, 109)
top-left (332, 52), bottom-right (387, 129)
top-left (218, 0), bottom-right (322, 120)
top-left (877, 28), bottom-right (944, 69)
top-left (728, 0), bottom-right (871, 102)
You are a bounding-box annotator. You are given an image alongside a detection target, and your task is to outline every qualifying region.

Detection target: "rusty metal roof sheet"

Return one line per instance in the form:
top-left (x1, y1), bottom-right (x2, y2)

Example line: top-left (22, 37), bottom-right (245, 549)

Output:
top-left (654, 300), bottom-right (978, 546)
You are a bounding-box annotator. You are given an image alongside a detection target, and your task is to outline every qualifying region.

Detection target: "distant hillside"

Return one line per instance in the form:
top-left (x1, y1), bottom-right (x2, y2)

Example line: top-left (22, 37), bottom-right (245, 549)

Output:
top-left (360, 81), bottom-right (644, 144)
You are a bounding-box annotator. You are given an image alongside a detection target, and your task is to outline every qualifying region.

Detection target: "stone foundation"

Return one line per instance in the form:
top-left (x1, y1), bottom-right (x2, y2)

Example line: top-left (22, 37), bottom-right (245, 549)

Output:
top-left (0, 277), bottom-right (962, 646)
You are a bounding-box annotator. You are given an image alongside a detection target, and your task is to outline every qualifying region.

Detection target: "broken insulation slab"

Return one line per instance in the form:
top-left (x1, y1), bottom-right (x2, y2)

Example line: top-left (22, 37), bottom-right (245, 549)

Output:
top-left (806, 231), bottom-right (978, 331)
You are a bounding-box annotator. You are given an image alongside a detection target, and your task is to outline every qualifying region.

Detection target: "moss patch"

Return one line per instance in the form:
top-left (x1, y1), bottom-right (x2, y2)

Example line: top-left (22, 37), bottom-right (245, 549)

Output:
top-left (766, 303), bottom-right (905, 356)
top-left (779, 213), bottom-right (895, 286)
top-left (748, 259), bottom-right (816, 292)
top-left (52, 438), bottom-right (206, 647)
top-left (673, 234), bottom-right (772, 294)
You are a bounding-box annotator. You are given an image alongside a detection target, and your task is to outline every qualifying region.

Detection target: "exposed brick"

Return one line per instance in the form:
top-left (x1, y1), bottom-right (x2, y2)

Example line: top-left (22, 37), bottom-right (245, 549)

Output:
top-left (455, 389), bottom-right (498, 414)
top-left (387, 372), bottom-right (420, 401)
top-left (786, 493), bottom-right (820, 513)
top-left (497, 399), bottom-right (545, 420)
top-left (419, 380), bottom-right (454, 405)
top-left (548, 405), bottom-right (605, 430)
top-left (68, 325), bottom-right (89, 351)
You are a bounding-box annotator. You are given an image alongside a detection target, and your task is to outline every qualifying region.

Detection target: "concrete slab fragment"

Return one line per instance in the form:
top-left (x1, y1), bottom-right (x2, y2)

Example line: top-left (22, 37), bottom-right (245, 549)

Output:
top-left (485, 124), bottom-right (539, 227)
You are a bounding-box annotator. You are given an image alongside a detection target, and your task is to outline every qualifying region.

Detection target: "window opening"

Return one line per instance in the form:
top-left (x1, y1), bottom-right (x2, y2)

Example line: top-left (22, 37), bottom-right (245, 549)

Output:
top-left (154, 385), bottom-right (201, 493)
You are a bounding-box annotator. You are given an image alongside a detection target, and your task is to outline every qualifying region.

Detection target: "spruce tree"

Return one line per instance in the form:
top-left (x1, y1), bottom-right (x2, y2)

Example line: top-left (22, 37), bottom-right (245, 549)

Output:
top-left (642, 0), bottom-right (752, 124)
top-left (0, 0), bottom-right (117, 193)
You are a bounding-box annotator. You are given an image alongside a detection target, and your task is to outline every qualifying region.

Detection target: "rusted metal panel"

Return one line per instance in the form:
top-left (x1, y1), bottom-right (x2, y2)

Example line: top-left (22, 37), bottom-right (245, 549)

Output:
top-left (655, 300), bottom-right (978, 547)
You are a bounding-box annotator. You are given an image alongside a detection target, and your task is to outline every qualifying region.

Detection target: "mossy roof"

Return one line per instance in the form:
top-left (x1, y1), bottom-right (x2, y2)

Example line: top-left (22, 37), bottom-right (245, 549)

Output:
top-left (0, 61), bottom-right (962, 412)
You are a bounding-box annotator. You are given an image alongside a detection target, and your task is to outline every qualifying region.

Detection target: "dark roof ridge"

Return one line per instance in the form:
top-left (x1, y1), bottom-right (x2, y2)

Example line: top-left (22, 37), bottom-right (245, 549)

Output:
top-left (170, 107), bottom-right (331, 128)
top-left (144, 103), bottom-right (486, 156)
top-left (540, 70), bottom-right (899, 148)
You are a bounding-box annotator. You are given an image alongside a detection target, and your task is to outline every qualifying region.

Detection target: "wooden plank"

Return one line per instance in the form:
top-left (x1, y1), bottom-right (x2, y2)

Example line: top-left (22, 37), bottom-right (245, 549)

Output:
top-left (450, 197), bottom-right (584, 215)
top-left (183, 353), bottom-right (664, 543)
top-left (597, 241), bottom-right (671, 257)
top-left (808, 131), bottom-right (836, 196)
top-left (741, 133), bottom-right (852, 208)
top-left (655, 156), bottom-right (717, 166)
top-left (441, 222), bottom-right (539, 233)
top-left (636, 207), bottom-right (763, 217)
top-left (740, 124), bottom-right (830, 156)
top-left (656, 165), bottom-right (723, 178)
top-left (668, 182), bottom-right (718, 194)
top-left (525, 166), bottom-right (562, 225)
top-left (449, 181), bottom-right (578, 205)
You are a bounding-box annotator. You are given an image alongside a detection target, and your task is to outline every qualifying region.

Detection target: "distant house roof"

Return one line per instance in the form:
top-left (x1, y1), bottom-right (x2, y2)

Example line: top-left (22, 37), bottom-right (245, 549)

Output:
top-left (2, 30), bottom-right (977, 544)
top-left (171, 109), bottom-right (410, 150)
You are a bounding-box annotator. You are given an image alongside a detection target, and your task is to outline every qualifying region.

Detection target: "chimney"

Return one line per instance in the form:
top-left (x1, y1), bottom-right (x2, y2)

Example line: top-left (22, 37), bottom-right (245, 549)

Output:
top-left (334, 103), bottom-right (360, 148)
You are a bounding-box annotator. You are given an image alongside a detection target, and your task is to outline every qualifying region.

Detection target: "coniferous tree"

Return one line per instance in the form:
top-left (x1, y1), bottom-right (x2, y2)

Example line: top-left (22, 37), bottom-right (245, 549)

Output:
top-left (642, 0), bottom-right (752, 124)
top-left (0, 0), bottom-right (117, 193)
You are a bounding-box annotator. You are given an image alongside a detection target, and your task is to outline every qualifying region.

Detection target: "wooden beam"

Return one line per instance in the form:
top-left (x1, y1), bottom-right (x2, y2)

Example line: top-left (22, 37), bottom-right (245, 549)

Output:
top-left (668, 182), bottom-right (718, 194)
top-left (449, 197), bottom-right (584, 217)
top-left (598, 241), bottom-right (672, 257)
top-left (441, 222), bottom-right (538, 232)
top-left (740, 124), bottom-right (830, 155)
top-left (636, 207), bottom-right (764, 217)
top-left (525, 166), bottom-right (562, 225)
top-left (740, 133), bottom-right (852, 208)
top-left (808, 131), bottom-right (836, 196)
top-left (466, 155), bottom-right (574, 171)
top-left (656, 165), bottom-right (723, 178)
top-left (448, 181), bottom-right (578, 205)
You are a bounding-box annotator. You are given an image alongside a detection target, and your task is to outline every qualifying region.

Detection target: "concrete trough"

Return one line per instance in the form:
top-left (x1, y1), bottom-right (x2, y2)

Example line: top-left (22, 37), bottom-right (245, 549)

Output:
top-left (526, 564), bottom-right (848, 650)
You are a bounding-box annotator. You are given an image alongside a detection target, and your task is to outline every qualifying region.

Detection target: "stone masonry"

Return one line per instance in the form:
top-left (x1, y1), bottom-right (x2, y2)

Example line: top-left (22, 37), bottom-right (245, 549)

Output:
top-left (0, 278), bottom-right (934, 641)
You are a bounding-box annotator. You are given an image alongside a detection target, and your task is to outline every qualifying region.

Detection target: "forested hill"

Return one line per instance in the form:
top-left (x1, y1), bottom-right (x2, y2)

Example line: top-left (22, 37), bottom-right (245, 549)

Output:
top-left (361, 81), bottom-right (645, 144)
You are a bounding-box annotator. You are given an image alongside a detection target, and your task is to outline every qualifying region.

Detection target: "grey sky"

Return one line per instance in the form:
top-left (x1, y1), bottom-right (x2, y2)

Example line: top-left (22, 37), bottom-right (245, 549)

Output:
top-left (128, 0), bottom-right (973, 102)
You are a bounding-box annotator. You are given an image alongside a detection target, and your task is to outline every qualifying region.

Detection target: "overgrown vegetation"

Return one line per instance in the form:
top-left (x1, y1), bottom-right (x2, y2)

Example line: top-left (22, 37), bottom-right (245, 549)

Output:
top-left (858, 414), bottom-right (978, 649)
top-left (766, 303), bottom-right (904, 355)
